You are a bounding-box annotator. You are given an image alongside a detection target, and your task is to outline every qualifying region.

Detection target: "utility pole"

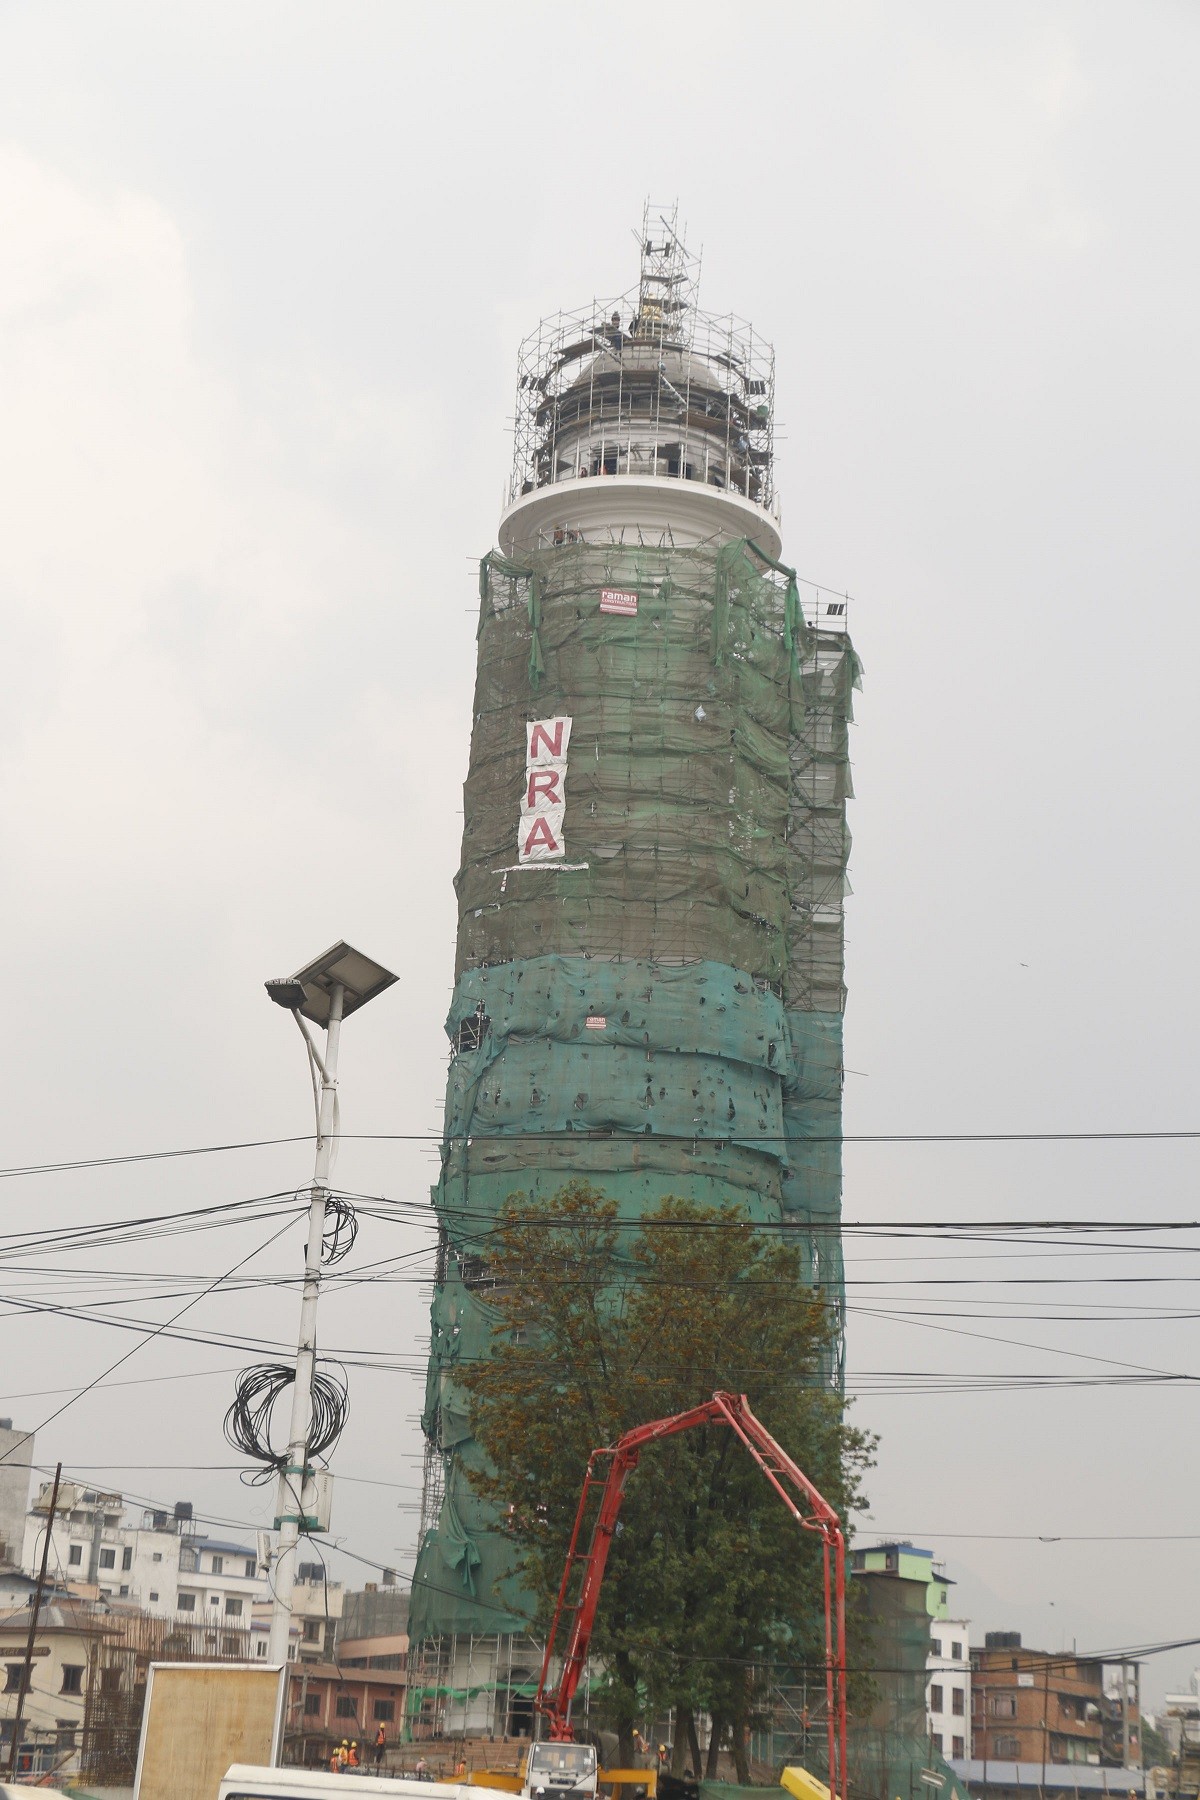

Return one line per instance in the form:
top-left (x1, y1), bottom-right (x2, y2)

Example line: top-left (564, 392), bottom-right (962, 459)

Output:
top-left (260, 944), bottom-right (396, 1687)
top-left (267, 982), bottom-right (343, 1667)
top-left (1040, 1656), bottom-right (1050, 1800)
top-left (8, 1463), bottom-right (62, 1778)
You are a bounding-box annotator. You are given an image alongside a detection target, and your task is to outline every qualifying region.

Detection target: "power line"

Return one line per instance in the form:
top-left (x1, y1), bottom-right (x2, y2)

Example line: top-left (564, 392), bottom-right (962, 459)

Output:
top-left (0, 1214), bottom-right (300, 1466)
top-left (7, 1124), bottom-right (1200, 1185)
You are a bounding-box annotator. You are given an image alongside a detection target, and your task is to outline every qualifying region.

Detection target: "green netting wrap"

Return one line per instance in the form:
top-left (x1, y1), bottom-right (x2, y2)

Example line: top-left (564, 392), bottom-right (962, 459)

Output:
top-left (412, 538), bottom-right (859, 1639)
top-left (844, 1575), bottom-right (972, 1800)
top-left (459, 541), bottom-right (853, 983)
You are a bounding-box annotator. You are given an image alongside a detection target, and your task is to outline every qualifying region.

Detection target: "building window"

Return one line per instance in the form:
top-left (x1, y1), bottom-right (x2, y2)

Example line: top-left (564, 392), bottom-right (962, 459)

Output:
top-left (122, 1547), bottom-right (133, 1571)
top-left (305, 1695), bottom-right (321, 1716)
top-left (952, 1642), bottom-right (964, 1660)
top-left (149, 1592), bottom-right (159, 1603)
top-left (68, 1545), bottom-right (82, 1566)
top-left (98, 1548), bottom-right (116, 1570)
top-left (180, 1549), bottom-right (198, 1573)
top-left (119, 1585), bottom-right (130, 1598)
top-left (256, 1642), bottom-right (267, 1659)
top-left (56, 1724), bottom-right (77, 1751)
top-left (303, 1621), bottom-right (322, 1643)
top-left (952, 1738), bottom-right (965, 1759)
top-left (373, 1700), bottom-right (395, 1722)
top-left (336, 1696), bottom-right (357, 1718)
top-left (177, 1593), bottom-right (196, 1612)
top-left (225, 1598), bottom-right (243, 1617)
top-left (951, 1690), bottom-right (965, 1716)
top-left (930, 1685), bottom-right (944, 1713)
top-left (245, 1559), bottom-right (256, 1578)
top-left (4, 1665), bottom-right (22, 1694)
top-left (152, 1552), bottom-right (163, 1563)
top-left (994, 1736), bottom-right (1019, 1758)
top-left (930, 1734), bottom-right (942, 1755)
top-left (209, 1596), bottom-right (220, 1608)
top-left (990, 1695), bottom-right (1017, 1719)
top-left (210, 1556), bottom-right (224, 1575)
top-left (222, 1635), bottom-right (240, 1655)
top-left (60, 1666), bottom-right (84, 1695)
top-left (931, 1639), bottom-right (942, 1658)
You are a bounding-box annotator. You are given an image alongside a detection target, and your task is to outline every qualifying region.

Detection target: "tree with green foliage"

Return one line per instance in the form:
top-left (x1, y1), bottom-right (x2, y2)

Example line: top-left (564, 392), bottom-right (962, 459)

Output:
top-left (458, 1180), bottom-right (873, 1778)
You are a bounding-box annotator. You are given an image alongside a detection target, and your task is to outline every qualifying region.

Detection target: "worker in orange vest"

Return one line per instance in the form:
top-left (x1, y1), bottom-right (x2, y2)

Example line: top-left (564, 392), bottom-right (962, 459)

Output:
top-left (348, 1742), bottom-right (360, 1770)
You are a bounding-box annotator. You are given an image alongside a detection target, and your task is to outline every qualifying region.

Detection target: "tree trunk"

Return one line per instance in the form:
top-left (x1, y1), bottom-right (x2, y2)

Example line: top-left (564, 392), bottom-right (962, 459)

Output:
top-left (686, 1711), bottom-right (702, 1779)
top-left (671, 1711), bottom-right (688, 1776)
top-left (731, 1714), bottom-right (750, 1786)
top-left (617, 1725), bottom-right (635, 1769)
top-left (705, 1718), bottom-right (725, 1780)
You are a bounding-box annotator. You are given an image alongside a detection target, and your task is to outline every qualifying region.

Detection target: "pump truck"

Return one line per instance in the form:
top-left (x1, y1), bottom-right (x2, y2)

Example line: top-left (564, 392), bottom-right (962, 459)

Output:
top-left (529, 1391), bottom-right (847, 1800)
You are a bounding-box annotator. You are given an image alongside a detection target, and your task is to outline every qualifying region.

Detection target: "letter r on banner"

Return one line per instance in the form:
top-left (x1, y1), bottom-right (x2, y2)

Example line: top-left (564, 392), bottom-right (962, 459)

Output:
top-left (524, 768), bottom-right (562, 809)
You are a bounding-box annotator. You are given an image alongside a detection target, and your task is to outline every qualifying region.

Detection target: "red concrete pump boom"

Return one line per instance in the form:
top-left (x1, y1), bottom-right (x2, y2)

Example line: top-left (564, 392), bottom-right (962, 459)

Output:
top-left (533, 1391), bottom-right (847, 1800)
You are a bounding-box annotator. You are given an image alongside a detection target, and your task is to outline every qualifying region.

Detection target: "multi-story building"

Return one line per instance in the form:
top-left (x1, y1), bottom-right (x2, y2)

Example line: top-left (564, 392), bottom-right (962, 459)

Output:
top-left (280, 1661), bottom-right (406, 1768)
top-left (849, 1543), bottom-right (971, 1762)
top-left (338, 1586), bottom-right (408, 1673)
top-left (0, 1596), bottom-right (117, 1777)
top-left (928, 1616), bottom-right (972, 1762)
top-left (0, 1421), bottom-right (34, 1568)
top-left (847, 1544), bottom-right (970, 1800)
top-left (22, 1483), bottom-right (267, 1622)
top-left (968, 1633), bottom-right (1140, 1780)
top-left (175, 1532), bottom-right (267, 1628)
top-left (251, 1564), bottom-right (343, 1663)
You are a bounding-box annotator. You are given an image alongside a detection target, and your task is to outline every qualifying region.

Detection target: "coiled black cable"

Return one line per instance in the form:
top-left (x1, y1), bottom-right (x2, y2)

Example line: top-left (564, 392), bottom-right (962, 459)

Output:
top-left (321, 1196), bottom-right (358, 1266)
top-left (223, 1360), bottom-right (349, 1475)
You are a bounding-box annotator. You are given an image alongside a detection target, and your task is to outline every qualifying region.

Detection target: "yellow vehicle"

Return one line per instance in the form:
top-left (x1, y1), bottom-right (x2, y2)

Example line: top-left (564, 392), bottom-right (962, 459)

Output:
top-left (597, 1769), bottom-right (657, 1800)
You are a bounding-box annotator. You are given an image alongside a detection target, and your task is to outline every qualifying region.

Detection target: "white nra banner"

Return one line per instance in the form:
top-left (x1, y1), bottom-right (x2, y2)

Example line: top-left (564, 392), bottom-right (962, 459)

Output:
top-left (518, 715), bottom-right (571, 863)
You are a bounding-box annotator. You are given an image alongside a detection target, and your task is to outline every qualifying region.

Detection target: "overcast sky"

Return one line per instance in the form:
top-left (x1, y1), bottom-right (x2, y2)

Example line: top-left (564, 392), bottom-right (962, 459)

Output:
top-left (1, 0), bottom-right (1198, 1708)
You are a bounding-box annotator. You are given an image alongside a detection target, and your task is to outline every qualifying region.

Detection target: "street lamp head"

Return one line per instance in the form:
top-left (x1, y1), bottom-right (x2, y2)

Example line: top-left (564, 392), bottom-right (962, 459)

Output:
top-left (265, 979), bottom-right (309, 1012)
top-left (264, 941), bottom-right (398, 1028)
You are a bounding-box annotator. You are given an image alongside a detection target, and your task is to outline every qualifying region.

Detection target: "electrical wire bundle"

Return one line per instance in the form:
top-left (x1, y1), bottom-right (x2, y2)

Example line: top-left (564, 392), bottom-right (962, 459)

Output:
top-left (321, 1196), bottom-right (358, 1266)
top-left (223, 1360), bottom-right (349, 1479)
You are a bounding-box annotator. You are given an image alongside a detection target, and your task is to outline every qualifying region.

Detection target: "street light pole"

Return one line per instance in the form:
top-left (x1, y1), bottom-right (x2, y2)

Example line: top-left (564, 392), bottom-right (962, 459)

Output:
top-left (267, 981), bottom-right (344, 1666)
top-left (258, 943), bottom-right (396, 1684)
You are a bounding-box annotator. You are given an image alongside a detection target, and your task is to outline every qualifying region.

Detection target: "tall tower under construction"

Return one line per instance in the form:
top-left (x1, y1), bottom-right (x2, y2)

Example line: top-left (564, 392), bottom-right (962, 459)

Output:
top-left (409, 208), bottom-right (860, 1733)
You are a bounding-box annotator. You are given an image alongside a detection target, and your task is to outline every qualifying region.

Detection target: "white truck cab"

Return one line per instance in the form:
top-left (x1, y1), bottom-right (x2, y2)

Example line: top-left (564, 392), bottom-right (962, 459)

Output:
top-left (522, 1742), bottom-right (598, 1800)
